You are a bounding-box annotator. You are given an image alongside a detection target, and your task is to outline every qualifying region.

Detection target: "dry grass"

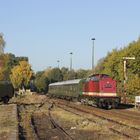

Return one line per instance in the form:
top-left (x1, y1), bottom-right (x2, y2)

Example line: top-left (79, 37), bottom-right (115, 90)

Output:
top-left (49, 107), bottom-right (124, 140)
top-left (0, 131), bottom-right (9, 140)
top-left (0, 105), bottom-right (18, 139)
top-left (0, 118), bottom-right (17, 128)
top-left (10, 94), bottom-right (46, 104)
top-left (51, 107), bottom-right (117, 136)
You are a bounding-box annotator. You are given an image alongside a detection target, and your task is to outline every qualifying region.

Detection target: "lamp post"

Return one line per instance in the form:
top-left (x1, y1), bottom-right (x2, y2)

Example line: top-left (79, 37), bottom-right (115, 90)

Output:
top-left (123, 57), bottom-right (135, 103)
top-left (57, 60), bottom-right (60, 68)
top-left (91, 38), bottom-right (95, 71)
top-left (70, 52), bottom-right (73, 71)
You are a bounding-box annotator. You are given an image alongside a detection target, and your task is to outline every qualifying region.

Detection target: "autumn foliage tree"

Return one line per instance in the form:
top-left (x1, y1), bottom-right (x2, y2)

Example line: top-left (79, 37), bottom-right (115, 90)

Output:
top-left (0, 54), bottom-right (13, 80)
top-left (95, 37), bottom-right (140, 102)
top-left (10, 61), bottom-right (33, 89)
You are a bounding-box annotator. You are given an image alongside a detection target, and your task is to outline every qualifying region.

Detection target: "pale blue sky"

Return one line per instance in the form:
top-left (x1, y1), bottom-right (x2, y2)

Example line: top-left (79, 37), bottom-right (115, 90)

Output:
top-left (1, 0), bottom-right (140, 71)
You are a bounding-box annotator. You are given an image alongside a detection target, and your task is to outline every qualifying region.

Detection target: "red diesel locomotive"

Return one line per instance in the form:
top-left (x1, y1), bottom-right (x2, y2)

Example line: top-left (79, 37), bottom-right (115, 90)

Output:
top-left (82, 74), bottom-right (120, 108)
top-left (49, 74), bottom-right (120, 109)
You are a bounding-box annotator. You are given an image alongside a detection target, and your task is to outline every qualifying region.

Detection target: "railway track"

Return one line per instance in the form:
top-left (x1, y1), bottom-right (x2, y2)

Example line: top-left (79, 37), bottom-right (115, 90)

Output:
top-left (31, 109), bottom-right (74, 140)
top-left (1, 95), bottom-right (140, 140)
top-left (17, 102), bottom-right (73, 140)
top-left (52, 99), bottom-right (140, 140)
top-left (55, 104), bottom-right (136, 140)
top-left (48, 110), bottom-right (74, 140)
top-left (17, 104), bottom-right (39, 140)
top-left (110, 109), bottom-right (140, 120)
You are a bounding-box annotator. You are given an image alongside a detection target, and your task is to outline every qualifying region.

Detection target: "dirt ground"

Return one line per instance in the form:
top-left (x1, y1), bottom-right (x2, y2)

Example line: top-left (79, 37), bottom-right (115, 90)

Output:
top-left (2, 94), bottom-right (139, 140)
top-left (0, 104), bottom-right (18, 140)
top-left (50, 107), bottom-right (123, 140)
top-left (14, 94), bottom-right (127, 140)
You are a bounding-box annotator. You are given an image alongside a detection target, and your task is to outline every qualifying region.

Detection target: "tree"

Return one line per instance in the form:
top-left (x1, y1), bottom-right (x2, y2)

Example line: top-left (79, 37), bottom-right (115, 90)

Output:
top-left (61, 67), bottom-right (69, 80)
top-left (76, 69), bottom-right (88, 79)
top-left (0, 33), bottom-right (6, 55)
top-left (94, 37), bottom-right (140, 102)
top-left (125, 74), bottom-right (140, 102)
top-left (2, 54), bottom-right (17, 80)
top-left (16, 56), bottom-right (28, 62)
top-left (65, 70), bottom-right (77, 80)
top-left (34, 71), bottom-right (49, 92)
top-left (10, 61), bottom-right (33, 89)
top-left (44, 67), bottom-right (52, 77)
top-left (47, 68), bottom-right (63, 83)
top-left (0, 53), bottom-right (29, 81)
top-left (94, 58), bottom-right (105, 74)
top-left (0, 54), bottom-right (17, 80)
top-left (0, 54), bottom-right (5, 80)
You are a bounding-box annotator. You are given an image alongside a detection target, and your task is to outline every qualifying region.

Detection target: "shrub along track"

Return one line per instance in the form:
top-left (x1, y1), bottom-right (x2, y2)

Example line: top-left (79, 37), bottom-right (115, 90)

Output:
top-left (50, 98), bottom-right (140, 140)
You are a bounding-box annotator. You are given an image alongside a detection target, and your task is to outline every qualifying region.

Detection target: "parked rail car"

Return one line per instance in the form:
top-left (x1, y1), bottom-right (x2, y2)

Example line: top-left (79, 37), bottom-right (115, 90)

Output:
top-left (49, 79), bottom-right (81, 99)
top-left (49, 74), bottom-right (120, 109)
top-left (0, 81), bottom-right (14, 103)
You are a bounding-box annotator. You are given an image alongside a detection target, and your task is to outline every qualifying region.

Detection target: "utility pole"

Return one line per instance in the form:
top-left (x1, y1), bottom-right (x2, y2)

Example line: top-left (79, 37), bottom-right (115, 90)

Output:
top-left (91, 38), bottom-right (95, 71)
top-left (57, 60), bottom-right (60, 68)
top-left (123, 57), bottom-right (135, 103)
top-left (70, 52), bottom-right (73, 71)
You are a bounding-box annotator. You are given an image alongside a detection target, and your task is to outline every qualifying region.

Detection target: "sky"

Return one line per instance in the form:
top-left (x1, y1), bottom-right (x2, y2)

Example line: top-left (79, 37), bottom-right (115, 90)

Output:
top-left (0, 0), bottom-right (140, 72)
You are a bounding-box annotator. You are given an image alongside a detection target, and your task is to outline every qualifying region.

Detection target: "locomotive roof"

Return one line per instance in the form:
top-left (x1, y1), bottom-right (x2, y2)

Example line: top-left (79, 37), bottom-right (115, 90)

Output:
top-left (49, 79), bottom-right (81, 86)
top-left (89, 74), bottom-right (109, 78)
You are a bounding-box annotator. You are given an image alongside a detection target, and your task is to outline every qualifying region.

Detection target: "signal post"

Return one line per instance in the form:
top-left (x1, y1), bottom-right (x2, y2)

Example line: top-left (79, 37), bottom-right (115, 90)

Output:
top-left (123, 57), bottom-right (135, 103)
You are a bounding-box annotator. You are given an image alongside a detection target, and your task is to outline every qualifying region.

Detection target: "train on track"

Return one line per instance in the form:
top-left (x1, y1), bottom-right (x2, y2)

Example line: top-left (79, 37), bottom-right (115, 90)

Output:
top-left (48, 74), bottom-right (120, 109)
top-left (0, 81), bottom-right (14, 103)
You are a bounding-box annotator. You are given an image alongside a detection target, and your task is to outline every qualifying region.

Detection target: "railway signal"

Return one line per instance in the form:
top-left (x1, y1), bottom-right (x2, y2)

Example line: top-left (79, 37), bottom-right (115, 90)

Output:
top-left (123, 57), bottom-right (135, 103)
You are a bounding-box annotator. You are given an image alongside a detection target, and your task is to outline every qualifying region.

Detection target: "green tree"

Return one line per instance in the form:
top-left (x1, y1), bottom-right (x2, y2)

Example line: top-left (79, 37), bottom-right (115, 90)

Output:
top-left (61, 67), bottom-right (69, 80)
top-left (65, 70), bottom-right (77, 80)
top-left (76, 69), bottom-right (88, 79)
top-left (2, 54), bottom-right (18, 80)
top-left (34, 71), bottom-right (49, 92)
top-left (126, 74), bottom-right (140, 102)
top-left (47, 68), bottom-right (63, 83)
top-left (94, 58), bottom-right (105, 74)
top-left (16, 56), bottom-right (28, 62)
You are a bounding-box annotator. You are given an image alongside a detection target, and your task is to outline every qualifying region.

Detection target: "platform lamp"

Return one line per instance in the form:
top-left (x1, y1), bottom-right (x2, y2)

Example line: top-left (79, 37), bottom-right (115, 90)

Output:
top-left (91, 38), bottom-right (95, 72)
top-left (70, 52), bottom-right (73, 71)
top-left (57, 60), bottom-right (60, 68)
